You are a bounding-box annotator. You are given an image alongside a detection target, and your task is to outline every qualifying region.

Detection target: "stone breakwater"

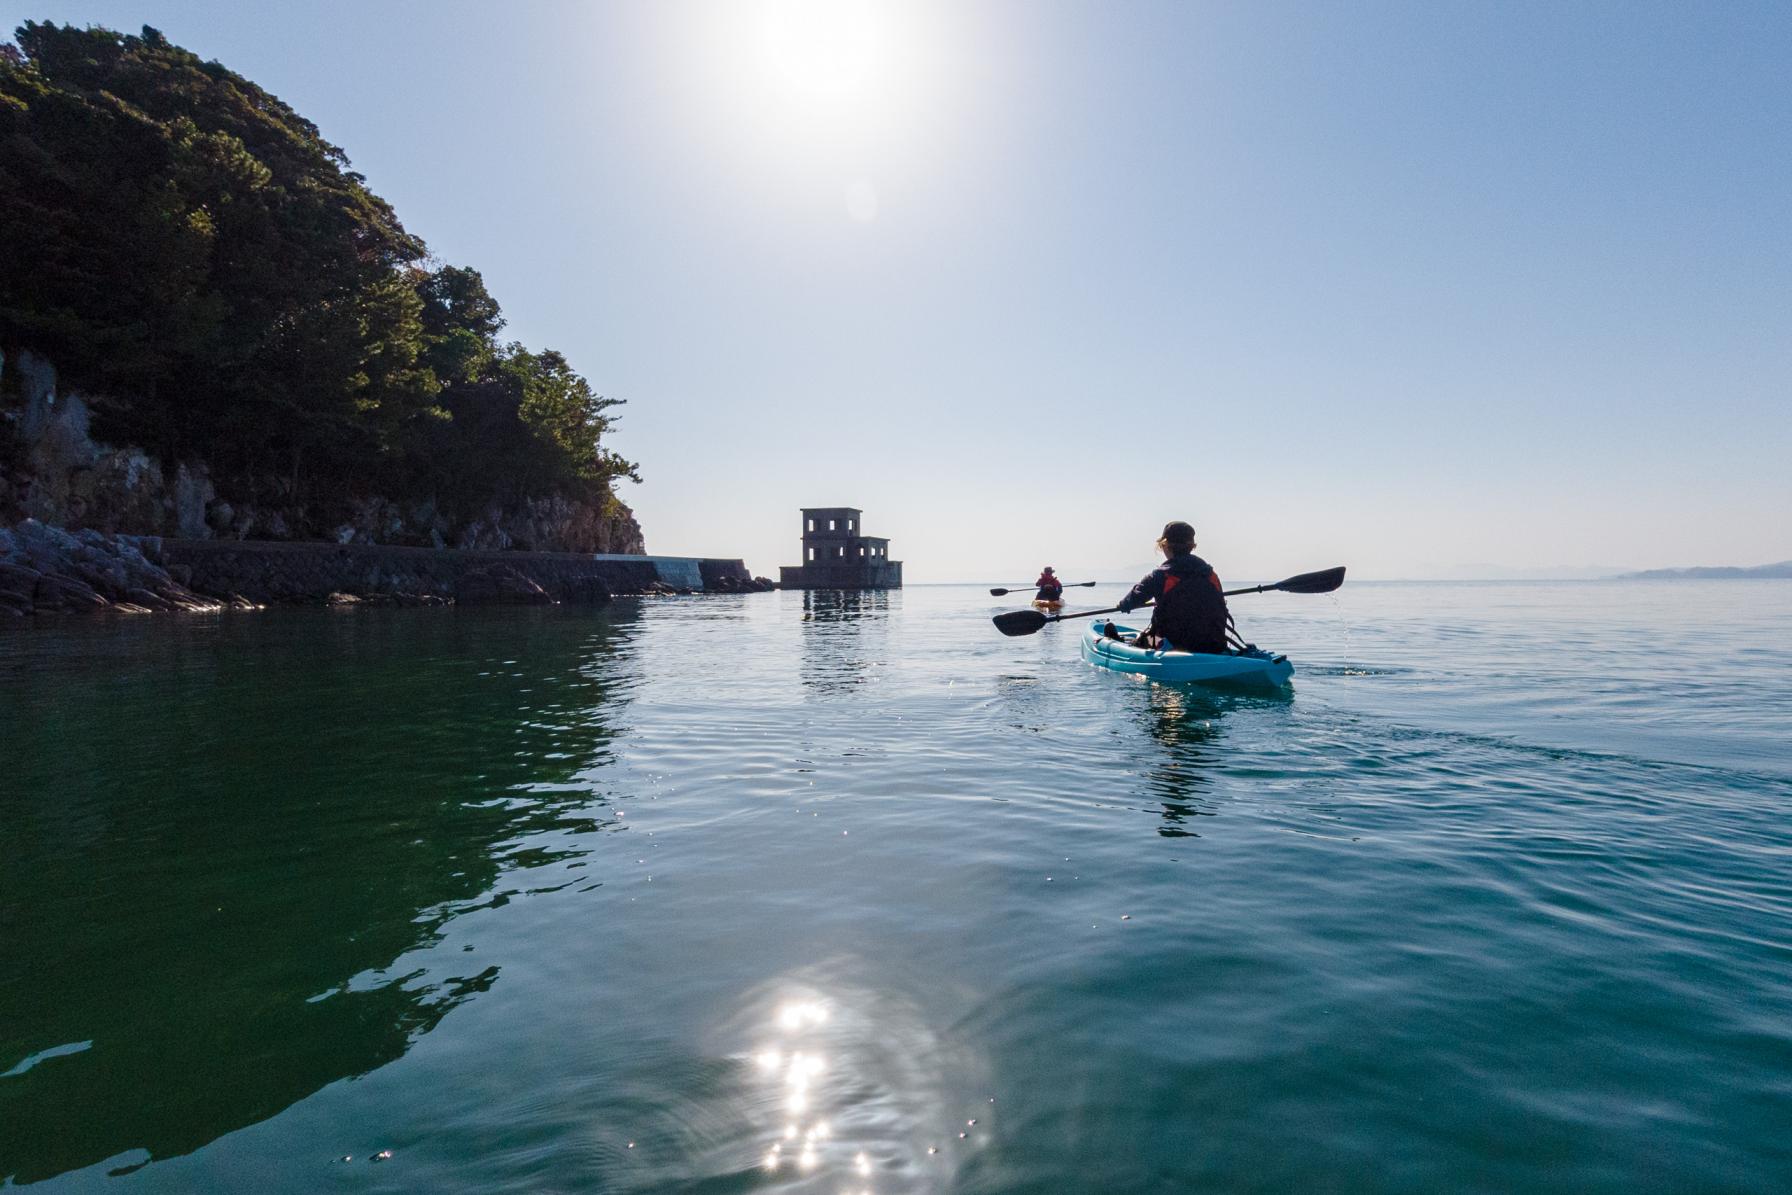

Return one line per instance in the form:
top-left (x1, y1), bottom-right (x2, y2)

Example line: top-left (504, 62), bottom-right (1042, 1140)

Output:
top-left (1, 519), bottom-right (773, 616)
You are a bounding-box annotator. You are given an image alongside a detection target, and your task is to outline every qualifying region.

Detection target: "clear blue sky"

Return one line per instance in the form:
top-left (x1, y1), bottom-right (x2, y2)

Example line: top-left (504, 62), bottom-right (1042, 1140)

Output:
top-left (7, 1), bottom-right (1789, 580)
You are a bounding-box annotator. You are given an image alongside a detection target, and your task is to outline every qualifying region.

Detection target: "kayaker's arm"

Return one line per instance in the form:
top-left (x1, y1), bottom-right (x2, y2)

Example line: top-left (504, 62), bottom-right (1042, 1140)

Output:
top-left (1117, 571), bottom-right (1163, 614)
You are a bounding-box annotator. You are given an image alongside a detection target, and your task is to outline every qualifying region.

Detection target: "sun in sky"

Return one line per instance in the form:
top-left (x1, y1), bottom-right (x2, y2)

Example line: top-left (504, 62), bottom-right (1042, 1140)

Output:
top-left (753, 0), bottom-right (893, 108)
top-left (684, 0), bottom-right (949, 225)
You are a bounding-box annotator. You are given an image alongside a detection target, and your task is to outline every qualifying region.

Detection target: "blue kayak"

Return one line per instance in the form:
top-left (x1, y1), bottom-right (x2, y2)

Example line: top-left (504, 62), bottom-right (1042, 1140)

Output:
top-left (1080, 620), bottom-right (1294, 688)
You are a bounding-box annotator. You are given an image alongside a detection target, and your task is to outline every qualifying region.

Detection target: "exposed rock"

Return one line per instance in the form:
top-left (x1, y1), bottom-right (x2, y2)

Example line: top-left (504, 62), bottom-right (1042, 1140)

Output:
top-left (332, 497), bottom-right (407, 546)
top-left (3, 351), bottom-right (643, 554)
top-left (456, 495), bottom-right (644, 555)
top-left (124, 587), bottom-right (173, 611)
top-left (34, 573), bottom-right (108, 611)
top-left (173, 463), bottom-right (215, 539)
top-left (557, 575), bottom-right (612, 604)
top-left (0, 561), bottom-right (42, 610)
top-left (79, 447), bottom-right (166, 531)
top-left (455, 564), bottom-right (554, 606)
top-left (0, 517), bottom-right (226, 615)
top-left (16, 350), bottom-right (66, 449)
top-left (455, 512), bottom-right (512, 552)
top-left (702, 572), bottom-right (777, 594)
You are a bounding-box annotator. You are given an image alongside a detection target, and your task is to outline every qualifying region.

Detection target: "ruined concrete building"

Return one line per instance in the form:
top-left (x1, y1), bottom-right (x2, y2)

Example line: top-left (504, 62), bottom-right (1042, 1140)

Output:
top-left (778, 507), bottom-right (902, 589)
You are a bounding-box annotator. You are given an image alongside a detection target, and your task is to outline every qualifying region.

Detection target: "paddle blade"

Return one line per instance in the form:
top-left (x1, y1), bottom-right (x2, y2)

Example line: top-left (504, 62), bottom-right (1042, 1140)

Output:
top-left (1072, 580), bottom-right (1098, 587)
top-left (1274, 566), bottom-right (1346, 594)
top-left (988, 587), bottom-right (1013, 596)
top-left (992, 609), bottom-right (1050, 637)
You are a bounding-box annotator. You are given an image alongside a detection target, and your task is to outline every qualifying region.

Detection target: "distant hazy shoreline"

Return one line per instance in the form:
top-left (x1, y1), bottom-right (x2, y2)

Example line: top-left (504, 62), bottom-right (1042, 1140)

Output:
top-left (1616, 561), bottom-right (1792, 581)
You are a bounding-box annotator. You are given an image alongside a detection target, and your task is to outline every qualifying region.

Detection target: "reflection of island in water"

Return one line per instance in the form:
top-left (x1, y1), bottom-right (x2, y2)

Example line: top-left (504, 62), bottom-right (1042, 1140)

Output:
top-left (799, 589), bottom-right (893, 695)
top-left (0, 608), bottom-right (636, 1184)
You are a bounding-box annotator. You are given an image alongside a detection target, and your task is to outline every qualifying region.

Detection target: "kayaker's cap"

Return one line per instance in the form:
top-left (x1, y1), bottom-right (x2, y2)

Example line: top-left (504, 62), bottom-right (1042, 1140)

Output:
top-left (1043, 566), bottom-right (1055, 573)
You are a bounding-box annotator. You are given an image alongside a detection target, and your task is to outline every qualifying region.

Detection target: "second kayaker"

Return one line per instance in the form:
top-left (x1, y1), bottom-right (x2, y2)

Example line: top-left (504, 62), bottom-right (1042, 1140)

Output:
top-left (1110, 521), bottom-right (1230, 652)
top-left (1035, 567), bottom-right (1064, 602)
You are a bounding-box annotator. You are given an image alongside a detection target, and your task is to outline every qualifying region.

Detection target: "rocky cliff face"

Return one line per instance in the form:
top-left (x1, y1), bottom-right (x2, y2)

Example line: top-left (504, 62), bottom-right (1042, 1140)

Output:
top-left (0, 349), bottom-right (646, 554)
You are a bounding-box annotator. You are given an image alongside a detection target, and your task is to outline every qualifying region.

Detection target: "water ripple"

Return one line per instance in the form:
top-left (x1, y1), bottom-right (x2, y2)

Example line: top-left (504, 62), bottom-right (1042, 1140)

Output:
top-left (3, 585), bottom-right (1790, 1191)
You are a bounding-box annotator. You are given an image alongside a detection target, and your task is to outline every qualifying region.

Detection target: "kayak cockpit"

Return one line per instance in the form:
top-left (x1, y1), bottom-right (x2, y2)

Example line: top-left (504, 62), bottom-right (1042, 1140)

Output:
top-left (1079, 620), bottom-right (1294, 688)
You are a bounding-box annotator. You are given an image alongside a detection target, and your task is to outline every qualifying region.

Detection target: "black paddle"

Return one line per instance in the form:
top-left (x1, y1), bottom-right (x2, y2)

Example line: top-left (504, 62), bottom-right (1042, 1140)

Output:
top-left (991, 566), bottom-right (1346, 637)
top-left (988, 581), bottom-right (1098, 596)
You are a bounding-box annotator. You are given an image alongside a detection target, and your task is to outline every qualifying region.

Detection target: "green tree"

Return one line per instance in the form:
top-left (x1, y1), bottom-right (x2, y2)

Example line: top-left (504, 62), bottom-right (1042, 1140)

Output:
top-left (510, 347), bottom-right (638, 491)
top-left (0, 22), bottom-right (638, 531)
top-left (0, 22), bottom-right (433, 478)
top-left (415, 264), bottom-right (504, 385)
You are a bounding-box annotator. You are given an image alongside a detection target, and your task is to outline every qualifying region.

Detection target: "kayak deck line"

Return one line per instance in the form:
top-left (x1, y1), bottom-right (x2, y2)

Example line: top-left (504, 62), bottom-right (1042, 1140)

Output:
top-left (1079, 620), bottom-right (1295, 688)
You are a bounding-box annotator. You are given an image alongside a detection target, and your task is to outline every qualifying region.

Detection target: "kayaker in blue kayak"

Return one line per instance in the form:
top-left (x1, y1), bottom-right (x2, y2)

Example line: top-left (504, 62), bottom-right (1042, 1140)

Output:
top-left (1107, 521), bottom-right (1230, 652)
top-left (1035, 567), bottom-right (1063, 602)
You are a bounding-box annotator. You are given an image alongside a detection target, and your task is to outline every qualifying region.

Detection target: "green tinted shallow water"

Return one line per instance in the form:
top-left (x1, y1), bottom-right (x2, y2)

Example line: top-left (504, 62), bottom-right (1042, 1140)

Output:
top-left (3, 582), bottom-right (1790, 1192)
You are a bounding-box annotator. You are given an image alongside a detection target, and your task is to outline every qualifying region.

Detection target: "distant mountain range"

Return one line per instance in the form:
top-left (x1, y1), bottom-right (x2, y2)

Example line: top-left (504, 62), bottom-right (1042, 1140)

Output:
top-left (1620, 561), bottom-right (1792, 580)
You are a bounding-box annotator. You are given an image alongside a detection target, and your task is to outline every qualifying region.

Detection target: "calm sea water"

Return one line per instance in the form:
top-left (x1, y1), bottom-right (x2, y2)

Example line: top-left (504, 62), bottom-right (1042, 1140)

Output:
top-left (3, 581), bottom-right (1790, 1192)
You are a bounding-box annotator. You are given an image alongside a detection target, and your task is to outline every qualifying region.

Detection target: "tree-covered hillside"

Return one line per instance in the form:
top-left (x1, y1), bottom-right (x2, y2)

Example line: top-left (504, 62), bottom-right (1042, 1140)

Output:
top-left (0, 22), bottom-right (636, 533)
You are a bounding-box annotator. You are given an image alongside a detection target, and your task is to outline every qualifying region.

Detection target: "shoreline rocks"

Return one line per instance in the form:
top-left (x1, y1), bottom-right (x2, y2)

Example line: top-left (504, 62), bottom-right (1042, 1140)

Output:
top-left (0, 519), bottom-right (229, 616)
top-left (455, 564), bottom-right (557, 606)
top-left (0, 519), bottom-right (773, 617)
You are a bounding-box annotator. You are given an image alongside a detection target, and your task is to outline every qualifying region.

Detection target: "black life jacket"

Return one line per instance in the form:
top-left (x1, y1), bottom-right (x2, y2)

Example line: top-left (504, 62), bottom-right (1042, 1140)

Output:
top-left (1152, 555), bottom-right (1229, 653)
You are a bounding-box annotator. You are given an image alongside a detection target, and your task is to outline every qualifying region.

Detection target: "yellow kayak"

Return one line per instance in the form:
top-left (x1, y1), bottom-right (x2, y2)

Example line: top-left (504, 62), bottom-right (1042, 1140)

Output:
top-left (1031, 598), bottom-right (1064, 611)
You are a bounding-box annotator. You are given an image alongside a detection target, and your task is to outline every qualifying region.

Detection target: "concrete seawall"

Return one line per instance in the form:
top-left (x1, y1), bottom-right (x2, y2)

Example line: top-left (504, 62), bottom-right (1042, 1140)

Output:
top-left (152, 539), bottom-right (756, 604)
